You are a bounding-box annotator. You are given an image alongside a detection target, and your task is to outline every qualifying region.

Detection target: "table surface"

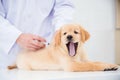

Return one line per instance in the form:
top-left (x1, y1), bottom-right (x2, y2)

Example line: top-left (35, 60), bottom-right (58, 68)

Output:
top-left (0, 69), bottom-right (120, 80)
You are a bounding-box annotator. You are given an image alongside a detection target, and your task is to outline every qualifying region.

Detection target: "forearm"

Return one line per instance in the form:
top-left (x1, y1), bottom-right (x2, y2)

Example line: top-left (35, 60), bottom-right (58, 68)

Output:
top-left (0, 15), bottom-right (22, 54)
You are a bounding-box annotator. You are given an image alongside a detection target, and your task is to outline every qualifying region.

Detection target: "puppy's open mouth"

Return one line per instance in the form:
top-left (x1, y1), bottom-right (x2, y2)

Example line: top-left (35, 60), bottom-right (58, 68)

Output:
top-left (66, 42), bottom-right (78, 57)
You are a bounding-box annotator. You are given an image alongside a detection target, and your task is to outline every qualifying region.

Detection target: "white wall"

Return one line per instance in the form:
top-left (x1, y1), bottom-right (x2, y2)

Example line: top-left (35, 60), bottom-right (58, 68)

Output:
top-left (71, 0), bottom-right (116, 63)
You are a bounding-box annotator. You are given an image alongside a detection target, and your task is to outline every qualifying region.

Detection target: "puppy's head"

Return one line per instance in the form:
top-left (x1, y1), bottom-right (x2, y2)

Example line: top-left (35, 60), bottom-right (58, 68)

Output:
top-left (53, 24), bottom-right (90, 57)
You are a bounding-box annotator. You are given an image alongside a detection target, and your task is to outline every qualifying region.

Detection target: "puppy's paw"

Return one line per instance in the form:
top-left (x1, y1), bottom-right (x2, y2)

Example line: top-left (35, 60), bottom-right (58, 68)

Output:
top-left (103, 64), bottom-right (119, 71)
top-left (104, 67), bottom-right (118, 71)
top-left (93, 62), bottom-right (119, 71)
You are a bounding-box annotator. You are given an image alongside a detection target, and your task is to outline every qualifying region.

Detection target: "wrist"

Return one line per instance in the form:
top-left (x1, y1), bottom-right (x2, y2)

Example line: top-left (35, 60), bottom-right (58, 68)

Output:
top-left (16, 33), bottom-right (24, 44)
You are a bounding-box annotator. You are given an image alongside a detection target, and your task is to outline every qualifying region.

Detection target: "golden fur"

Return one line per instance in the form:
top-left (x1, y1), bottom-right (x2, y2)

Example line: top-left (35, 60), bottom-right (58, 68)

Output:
top-left (8, 24), bottom-right (118, 71)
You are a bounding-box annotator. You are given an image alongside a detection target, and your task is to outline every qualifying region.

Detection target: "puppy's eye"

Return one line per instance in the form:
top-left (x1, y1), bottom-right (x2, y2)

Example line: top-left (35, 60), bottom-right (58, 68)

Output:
top-left (74, 31), bottom-right (78, 34)
top-left (63, 32), bottom-right (67, 35)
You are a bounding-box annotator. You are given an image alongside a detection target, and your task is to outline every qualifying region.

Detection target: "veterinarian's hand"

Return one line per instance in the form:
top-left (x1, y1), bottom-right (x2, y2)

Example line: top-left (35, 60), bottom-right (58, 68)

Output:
top-left (16, 33), bottom-right (46, 51)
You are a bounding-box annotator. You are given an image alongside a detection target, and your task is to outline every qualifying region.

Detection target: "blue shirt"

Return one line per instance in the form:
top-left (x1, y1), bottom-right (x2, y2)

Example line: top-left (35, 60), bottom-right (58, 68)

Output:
top-left (0, 0), bottom-right (74, 68)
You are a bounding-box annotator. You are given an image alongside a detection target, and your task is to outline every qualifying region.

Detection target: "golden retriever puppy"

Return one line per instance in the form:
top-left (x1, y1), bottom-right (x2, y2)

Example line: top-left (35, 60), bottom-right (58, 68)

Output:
top-left (8, 24), bottom-right (118, 71)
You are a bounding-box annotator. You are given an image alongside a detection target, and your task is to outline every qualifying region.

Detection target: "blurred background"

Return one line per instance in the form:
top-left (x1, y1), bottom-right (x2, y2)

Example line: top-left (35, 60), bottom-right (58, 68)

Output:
top-left (71, 0), bottom-right (120, 64)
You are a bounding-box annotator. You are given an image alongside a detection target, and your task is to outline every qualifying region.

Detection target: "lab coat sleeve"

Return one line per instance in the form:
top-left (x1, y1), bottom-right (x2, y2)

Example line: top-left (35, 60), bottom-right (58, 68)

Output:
top-left (0, 2), bottom-right (22, 54)
top-left (52, 0), bottom-right (75, 31)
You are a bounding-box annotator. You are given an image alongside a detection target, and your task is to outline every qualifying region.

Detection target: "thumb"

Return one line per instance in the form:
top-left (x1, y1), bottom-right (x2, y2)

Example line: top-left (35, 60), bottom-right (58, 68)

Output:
top-left (33, 36), bottom-right (46, 42)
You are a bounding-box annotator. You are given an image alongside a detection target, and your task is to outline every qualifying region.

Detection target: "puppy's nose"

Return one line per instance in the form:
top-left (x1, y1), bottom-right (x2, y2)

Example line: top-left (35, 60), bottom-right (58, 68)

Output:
top-left (67, 35), bottom-right (73, 41)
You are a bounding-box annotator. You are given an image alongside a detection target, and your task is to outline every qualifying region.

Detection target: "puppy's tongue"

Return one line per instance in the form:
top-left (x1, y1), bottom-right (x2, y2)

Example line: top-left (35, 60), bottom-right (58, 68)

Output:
top-left (69, 42), bottom-right (75, 56)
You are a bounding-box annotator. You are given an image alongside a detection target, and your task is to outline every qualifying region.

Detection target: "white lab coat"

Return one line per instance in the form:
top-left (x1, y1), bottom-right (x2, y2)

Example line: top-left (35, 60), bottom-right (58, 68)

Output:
top-left (0, 0), bottom-right (74, 68)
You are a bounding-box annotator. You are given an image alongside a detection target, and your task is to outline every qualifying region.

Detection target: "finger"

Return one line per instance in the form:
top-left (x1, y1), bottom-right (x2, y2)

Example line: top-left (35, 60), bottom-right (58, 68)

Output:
top-left (27, 43), bottom-right (45, 51)
top-left (27, 45), bottom-right (40, 50)
top-left (30, 40), bottom-right (46, 48)
top-left (27, 41), bottom-right (41, 49)
top-left (34, 42), bottom-right (45, 48)
top-left (25, 46), bottom-right (37, 51)
top-left (30, 40), bottom-right (41, 47)
top-left (39, 43), bottom-right (46, 48)
top-left (31, 40), bottom-right (46, 48)
top-left (33, 36), bottom-right (46, 42)
top-left (27, 48), bottom-right (37, 51)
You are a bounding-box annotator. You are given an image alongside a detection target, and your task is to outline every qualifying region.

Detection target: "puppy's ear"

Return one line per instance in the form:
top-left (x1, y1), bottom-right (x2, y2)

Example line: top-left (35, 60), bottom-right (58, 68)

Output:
top-left (52, 29), bottom-right (61, 46)
top-left (80, 27), bottom-right (90, 43)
